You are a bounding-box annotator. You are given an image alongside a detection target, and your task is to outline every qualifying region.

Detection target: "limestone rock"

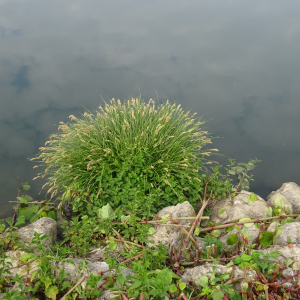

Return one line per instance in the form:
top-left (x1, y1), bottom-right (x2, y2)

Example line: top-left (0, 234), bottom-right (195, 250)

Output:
top-left (212, 191), bottom-right (269, 224)
top-left (273, 222), bottom-right (300, 245)
top-left (267, 182), bottom-right (300, 213)
top-left (18, 217), bottom-right (57, 247)
top-left (181, 263), bottom-right (256, 292)
top-left (147, 201), bottom-right (196, 254)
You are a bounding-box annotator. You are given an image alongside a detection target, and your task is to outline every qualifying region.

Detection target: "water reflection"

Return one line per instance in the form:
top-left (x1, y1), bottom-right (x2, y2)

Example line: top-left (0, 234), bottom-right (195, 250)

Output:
top-left (1, 0), bottom-right (300, 217)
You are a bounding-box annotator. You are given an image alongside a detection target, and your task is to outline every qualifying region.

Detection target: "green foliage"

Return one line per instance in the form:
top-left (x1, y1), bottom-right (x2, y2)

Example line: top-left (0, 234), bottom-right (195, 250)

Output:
top-left (234, 250), bottom-right (281, 275)
top-left (225, 158), bottom-right (261, 191)
top-left (32, 97), bottom-right (218, 214)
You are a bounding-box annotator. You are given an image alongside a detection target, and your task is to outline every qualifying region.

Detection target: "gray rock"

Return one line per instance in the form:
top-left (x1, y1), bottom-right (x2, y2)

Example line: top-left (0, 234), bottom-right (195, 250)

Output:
top-left (267, 182), bottom-right (300, 213)
top-left (98, 290), bottom-right (121, 300)
top-left (57, 258), bottom-right (110, 283)
top-left (266, 221), bottom-right (281, 234)
top-left (3, 251), bottom-right (39, 278)
top-left (18, 217), bottom-right (57, 247)
top-left (147, 201), bottom-right (196, 255)
top-left (220, 224), bottom-right (260, 248)
top-left (211, 191), bottom-right (269, 224)
top-left (267, 193), bottom-right (293, 214)
top-left (181, 263), bottom-right (256, 292)
top-left (273, 222), bottom-right (300, 245)
top-left (263, 244), bottom-right (300, 264)
top-left (282, 267), bottom-right (297, 279)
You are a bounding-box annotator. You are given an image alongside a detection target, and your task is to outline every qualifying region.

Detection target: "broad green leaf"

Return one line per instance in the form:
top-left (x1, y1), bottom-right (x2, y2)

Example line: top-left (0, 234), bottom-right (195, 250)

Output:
top-left (212, 290), bottom-right (224, 300)
top-left (116, 274), bottom-right (125, 287)
top-left (109, 241), bottom-right (118, 250)
top-left (292, 262), bottom-right (300, 270)
top-left (227, 234), bottom-right (238, 245)
top-left (285, 258), bottom-right (293, 267)
top-left (218, 209), bottom-right (225, 215)
top-left (274, 196), bottom-right (285, 208)
top-left (241, 253), bottom-right (252, 262)
top-left (17, 197), bottom-right (28, 204)
top-left (241, 228), bottom-right (251, 242)
top-left (211, 230), bottom-right (221, 238)
top-left (179, 282), bottom-right (186, 290)
top-left (47, 210), bottom-right (57, 221)
top-left (42, 277), bottom-right (52, 290)
top-left (130, 280), bottom-right (141, 289)
top-left (197, 275), bottom-right (208, 288)
top-left (249, 194), bottom-right (258, 201)
top-left (194, 226), bottom-right (201, 236)
top-left (20, 253), bottom-right (36, 263)
top-left (15, 215), bottom-right (25, 226)
top-left (234, 257), bottom-right (242, 265)
top-left (274, 227), bottom-right (282, 238)
top-left (97, 203), bottom-right (115, 220)
top-left (242, 197), bottom-right (253, 206)
top-left (265, 207), bottom-right (273, 217)
top-left (259, 231), bottom-right (274, 247)
top-left (239, 262), bottom-right (250, 269)
top-left (45, 285), bottom-right (59, 300)
top-left (169, 284), bottom-right (177, 293)
top-left (148, 227), bottom-right (156, 235)
top-left (61, 281), bottom-right (71, 290)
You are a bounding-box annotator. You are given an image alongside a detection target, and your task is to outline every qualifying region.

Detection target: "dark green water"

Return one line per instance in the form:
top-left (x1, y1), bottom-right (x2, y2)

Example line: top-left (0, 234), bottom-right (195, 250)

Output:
top-left (1, 0), bottom-right (300, 217)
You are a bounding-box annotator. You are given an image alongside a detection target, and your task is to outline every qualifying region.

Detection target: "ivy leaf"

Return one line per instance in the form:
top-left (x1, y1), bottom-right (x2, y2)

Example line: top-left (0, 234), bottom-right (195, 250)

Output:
top-left (227, 233), bottom-right (238, 245)
top-left (45, 285), bottom-right (59, 300)
top-left (197, 275), bottom-right (208, 288)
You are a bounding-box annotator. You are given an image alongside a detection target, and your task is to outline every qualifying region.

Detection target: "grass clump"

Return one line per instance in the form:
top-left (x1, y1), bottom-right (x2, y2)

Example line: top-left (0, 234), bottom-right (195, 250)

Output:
top-left (33, 97), bottom-right (215, 215)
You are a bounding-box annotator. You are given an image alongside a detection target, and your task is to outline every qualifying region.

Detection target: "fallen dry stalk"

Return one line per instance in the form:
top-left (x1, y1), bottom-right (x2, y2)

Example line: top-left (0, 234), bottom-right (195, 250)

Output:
top-left (199, 214), bottom-right (300, 233)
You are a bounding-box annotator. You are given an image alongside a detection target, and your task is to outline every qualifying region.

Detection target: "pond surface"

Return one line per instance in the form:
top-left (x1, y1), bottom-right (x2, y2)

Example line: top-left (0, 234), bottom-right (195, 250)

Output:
top-left (1, 0), bottom-right (300, 217)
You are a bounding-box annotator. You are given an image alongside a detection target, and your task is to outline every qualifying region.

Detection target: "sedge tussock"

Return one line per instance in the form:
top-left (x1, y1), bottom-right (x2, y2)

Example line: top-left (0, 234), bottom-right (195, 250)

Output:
top-left (32, 96), bottom-right (216, 213)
